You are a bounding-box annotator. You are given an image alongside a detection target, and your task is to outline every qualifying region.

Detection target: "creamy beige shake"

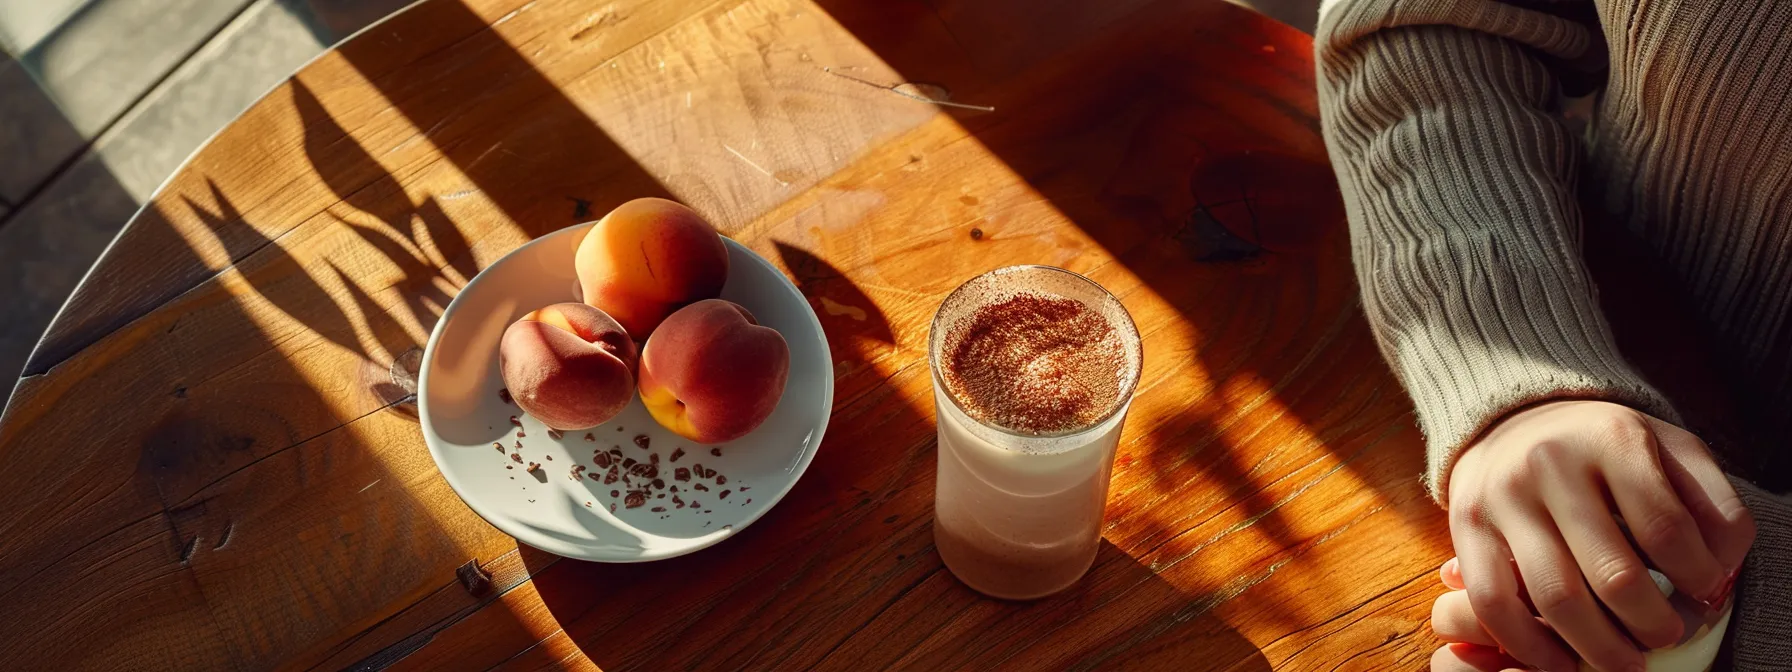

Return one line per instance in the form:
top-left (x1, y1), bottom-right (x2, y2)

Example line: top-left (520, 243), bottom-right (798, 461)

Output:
top-left (928, 266), bottom-right (1141, 600)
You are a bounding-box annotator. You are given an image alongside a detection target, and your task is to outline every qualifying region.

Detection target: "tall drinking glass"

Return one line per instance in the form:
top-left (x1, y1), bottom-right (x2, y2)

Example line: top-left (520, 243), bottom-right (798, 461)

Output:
top-left (928, 265), bottom-right (1143, 599)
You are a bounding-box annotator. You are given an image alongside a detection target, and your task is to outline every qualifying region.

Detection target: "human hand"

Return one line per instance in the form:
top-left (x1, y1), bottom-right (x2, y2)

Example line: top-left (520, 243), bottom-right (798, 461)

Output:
top-left (1443, 400), bottom-right (1754, 671)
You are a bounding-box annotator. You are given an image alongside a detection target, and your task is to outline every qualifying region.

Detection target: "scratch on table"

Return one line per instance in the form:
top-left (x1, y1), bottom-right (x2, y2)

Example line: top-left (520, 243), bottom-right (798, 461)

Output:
top-left (359, 479), bottom-right (382, 493)
top-left (723, 144), bottom-right (788, 186)
top-left (440, 189), bottom-right (479, 200)
top-left (821, 66), bottom-right (995, 112)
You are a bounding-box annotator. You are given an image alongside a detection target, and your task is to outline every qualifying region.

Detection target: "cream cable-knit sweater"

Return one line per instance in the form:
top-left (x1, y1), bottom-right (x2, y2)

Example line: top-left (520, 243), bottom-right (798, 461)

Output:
top-left (1315, 0), bottom-right (1790, 666)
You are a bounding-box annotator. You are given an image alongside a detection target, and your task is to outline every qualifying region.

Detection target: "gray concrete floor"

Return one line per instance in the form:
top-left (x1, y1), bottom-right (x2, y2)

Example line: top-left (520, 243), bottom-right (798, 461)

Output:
top-left (0, 0), bottom-right (1315, 392)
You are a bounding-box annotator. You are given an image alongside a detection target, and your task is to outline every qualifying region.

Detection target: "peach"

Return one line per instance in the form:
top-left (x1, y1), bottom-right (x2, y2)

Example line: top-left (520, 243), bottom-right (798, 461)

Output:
top-left (638, 300), bottom-right (789, 443)
top-left (575, 198), bottom-right (728, 338)
top-left (499, 302), bottom-right (638, 430)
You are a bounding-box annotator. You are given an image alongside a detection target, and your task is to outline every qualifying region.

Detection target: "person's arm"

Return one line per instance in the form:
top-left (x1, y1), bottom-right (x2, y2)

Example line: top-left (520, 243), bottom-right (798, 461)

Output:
top-left (1317, 0), bottom-right (1676, 498)
top-left (1316, 2), bottom-right (1757, 671)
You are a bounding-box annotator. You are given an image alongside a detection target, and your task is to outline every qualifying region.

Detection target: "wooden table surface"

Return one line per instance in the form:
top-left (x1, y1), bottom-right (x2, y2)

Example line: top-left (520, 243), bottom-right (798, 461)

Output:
top-left (0, 0), bottom-right (1453, 668)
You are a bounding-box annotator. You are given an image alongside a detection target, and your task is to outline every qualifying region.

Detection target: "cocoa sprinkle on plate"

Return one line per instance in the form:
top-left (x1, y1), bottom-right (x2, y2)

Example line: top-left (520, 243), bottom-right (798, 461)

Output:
top-left (651, 506), bottom-right (666, 512)
top-left (693, 483), bottom-right (709, 492)
top-left (715, 474), bottom-right (727, 485)
top-left (710, 447), bottom-right (722, 456)
top-left (718, 490), bottom-right (730, 499)
top-left (610, 490), bottom-right (619, 497)
top-left (510, 453), bottom-right (523, 463)
top-left (674, 468), bottom-right (690, 482)
top-left (624, 491), bottom-right (646, 509)
top-left (584, 432), bottom-right (596, 441)
top-left (493, 442), bottom-right (505, 453)
top-left (509, 416), bottom-right (521, 427)
top-left (603, 466), bottom-right (620, 484)
top-left (526, 462), bottom-right (540, 472)
top-left (633, 434), bottom-right (651, 450)
top-left (498, 388), bottom-right (513, 404)
top-left (595, 453), bottom-right (612, 468)
top-left (669, 447), bottom-right (684, 462)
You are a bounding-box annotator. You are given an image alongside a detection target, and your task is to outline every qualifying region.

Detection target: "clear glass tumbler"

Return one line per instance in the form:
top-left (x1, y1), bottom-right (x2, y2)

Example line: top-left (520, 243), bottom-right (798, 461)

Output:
top-left (928, 265), bottom-right (1143, 600)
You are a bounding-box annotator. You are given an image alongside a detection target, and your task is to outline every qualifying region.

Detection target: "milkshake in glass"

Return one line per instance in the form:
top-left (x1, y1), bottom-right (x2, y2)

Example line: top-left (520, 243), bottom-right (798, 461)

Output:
top-left (928, 265), bottom-right (1142, 599)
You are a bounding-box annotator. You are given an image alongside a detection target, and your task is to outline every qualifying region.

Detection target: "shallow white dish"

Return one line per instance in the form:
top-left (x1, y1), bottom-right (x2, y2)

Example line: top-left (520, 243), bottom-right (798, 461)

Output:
top-left (418, 224), bottom-right (832, 562)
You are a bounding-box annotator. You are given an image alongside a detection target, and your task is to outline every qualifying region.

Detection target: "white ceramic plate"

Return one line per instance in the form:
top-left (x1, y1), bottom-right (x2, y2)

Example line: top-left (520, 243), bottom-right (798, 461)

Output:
top-left (418, 225), bottom-right (832, 562)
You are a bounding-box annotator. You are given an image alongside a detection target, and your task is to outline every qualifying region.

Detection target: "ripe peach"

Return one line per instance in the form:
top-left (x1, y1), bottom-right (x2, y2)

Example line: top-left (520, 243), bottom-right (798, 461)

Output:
top-left (499, 302), bottom-right (638, 430)
top-left (575, 198), bottom-right (728, 338)
top-left (638, 300), bottom-right (789, 443)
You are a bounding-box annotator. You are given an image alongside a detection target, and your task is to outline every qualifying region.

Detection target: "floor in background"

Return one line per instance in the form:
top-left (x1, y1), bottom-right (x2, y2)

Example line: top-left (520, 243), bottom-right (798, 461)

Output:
top-left (0, 0), bottom-right (414, 391)
top-left (0, 0), bottom-right (1316, 399)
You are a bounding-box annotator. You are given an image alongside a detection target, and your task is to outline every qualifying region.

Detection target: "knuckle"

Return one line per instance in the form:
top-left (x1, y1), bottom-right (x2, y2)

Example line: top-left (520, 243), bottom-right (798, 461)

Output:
top-left (1634, 508), bottom-right (1692, 551)
top-left (1597, 409), bottom-right (1653, 446)
top-left (1522, 439), bottom-right (1575, 473)
top-left (1529, 578), bottom-right (1587, 614)
top-left (1464, 583), bottom-right (1512, 616)
top-left (1587, 557), bottom-right (1651, 598)
top-left (1716, 493), bottom-right (1758, 538)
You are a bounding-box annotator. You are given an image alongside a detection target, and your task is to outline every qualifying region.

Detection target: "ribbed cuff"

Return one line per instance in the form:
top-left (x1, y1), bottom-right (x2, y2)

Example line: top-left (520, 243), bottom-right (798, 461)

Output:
top-left (1727, 477), bottom-right (1792, 672)
top-left (1394, 313), bottom-right (1680, 503)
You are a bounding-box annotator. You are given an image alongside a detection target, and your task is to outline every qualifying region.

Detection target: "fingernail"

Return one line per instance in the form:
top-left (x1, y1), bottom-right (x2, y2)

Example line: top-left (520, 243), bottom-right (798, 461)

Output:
top-left (1695, 567), bottom-right (1739, 611)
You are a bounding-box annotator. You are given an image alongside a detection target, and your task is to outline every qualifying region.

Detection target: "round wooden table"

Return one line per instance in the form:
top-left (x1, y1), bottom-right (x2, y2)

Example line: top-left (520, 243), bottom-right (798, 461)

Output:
top-left (0, 0), bottom-right (1450, 668)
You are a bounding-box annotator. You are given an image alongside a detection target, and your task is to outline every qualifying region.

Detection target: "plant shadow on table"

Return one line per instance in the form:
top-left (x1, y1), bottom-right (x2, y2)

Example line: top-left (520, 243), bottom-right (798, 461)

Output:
top-left (101, 0), bottom-right (1441, 670)
top-left (344, 1), bottom-right (1435, 670)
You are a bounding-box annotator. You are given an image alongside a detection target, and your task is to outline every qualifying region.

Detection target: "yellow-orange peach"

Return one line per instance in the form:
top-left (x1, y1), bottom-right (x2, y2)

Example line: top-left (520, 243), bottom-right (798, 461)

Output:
top-left (638, 300), bottom-right (788, 443)
top-left (499, 302), bottom-right (638, 430)
top-left (575, 198), bottom-right (727, 338)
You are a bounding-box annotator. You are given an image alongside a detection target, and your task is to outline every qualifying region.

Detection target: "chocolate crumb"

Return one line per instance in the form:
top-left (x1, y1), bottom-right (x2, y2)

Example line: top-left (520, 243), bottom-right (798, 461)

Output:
top-left (719, 490), bottom-right (731, 500)
top-left (649, 452), bottom-right (660, 465)
top-left (690, 501), bottom-right (700, 508)
top-left (674, 468), bottom-right (691, 482)
top-left (527, 499), bottom-right (535, 503)
top-left (617, 426), bottom-right (624, 432)
top-left (710, 447), bottom-right (722, 456)
top-left (673, 495), bottom-right (685, 508)
top-left (694, 483), bottom-right (709, 492)
top-left (651, 506), bottom-right (666, 512)
top-left (604, 465), bottom-right (620, 484)
top-left (526, 462), bottom-right (540, 472)
top-left (516, 428), bottom-right (525, 438)
top-left (584, 432), bottom-right (596, 441)
top-left (704, 468), bottom-right (717, 479)
top-left (670, 485), bottom-right (679, 493)
top-left (595, 453), bottom-right (612, 468)
top-left (510, 453), bottom-right (523, 463)
top-left (545, 455), bottom-right (553, 461)
top-left (745, 499), bottom-right (751, 504)
top-left (499, 388), bottom-right (513, 405)
top-left (493, 442), bottom-right (505, 453)
top-left (509, 415), bottom-right (521, 426)
top-left (652, 478), bottom-right (665, 489)
top-left (633, 434), bottom-right (651, 450)
top-left (610, 503), bottom-right (617, 513)
top-left (739, 486), bottom-right (750, 492)
top-left (715, 474), bottom-right (727, 485)
top-left (670, 447), bottom-right (684, 462)
top-left (547, 428), bottom-right (564, 440)
top-left (657, 493), bottom-right (665, 499)
top-left (585, 501), bottom-right (592, 507)
top-left (610, 489), bottom-right (619, 497)
top-left (507, 465), bottom-right (513, 470)
top-left (625, 492), bottom-right (646, 509)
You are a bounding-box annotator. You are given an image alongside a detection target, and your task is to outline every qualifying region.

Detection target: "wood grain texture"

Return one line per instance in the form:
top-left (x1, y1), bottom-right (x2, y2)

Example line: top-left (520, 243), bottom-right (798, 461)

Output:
top-left (0, 0), bottom-right (1451, 669)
